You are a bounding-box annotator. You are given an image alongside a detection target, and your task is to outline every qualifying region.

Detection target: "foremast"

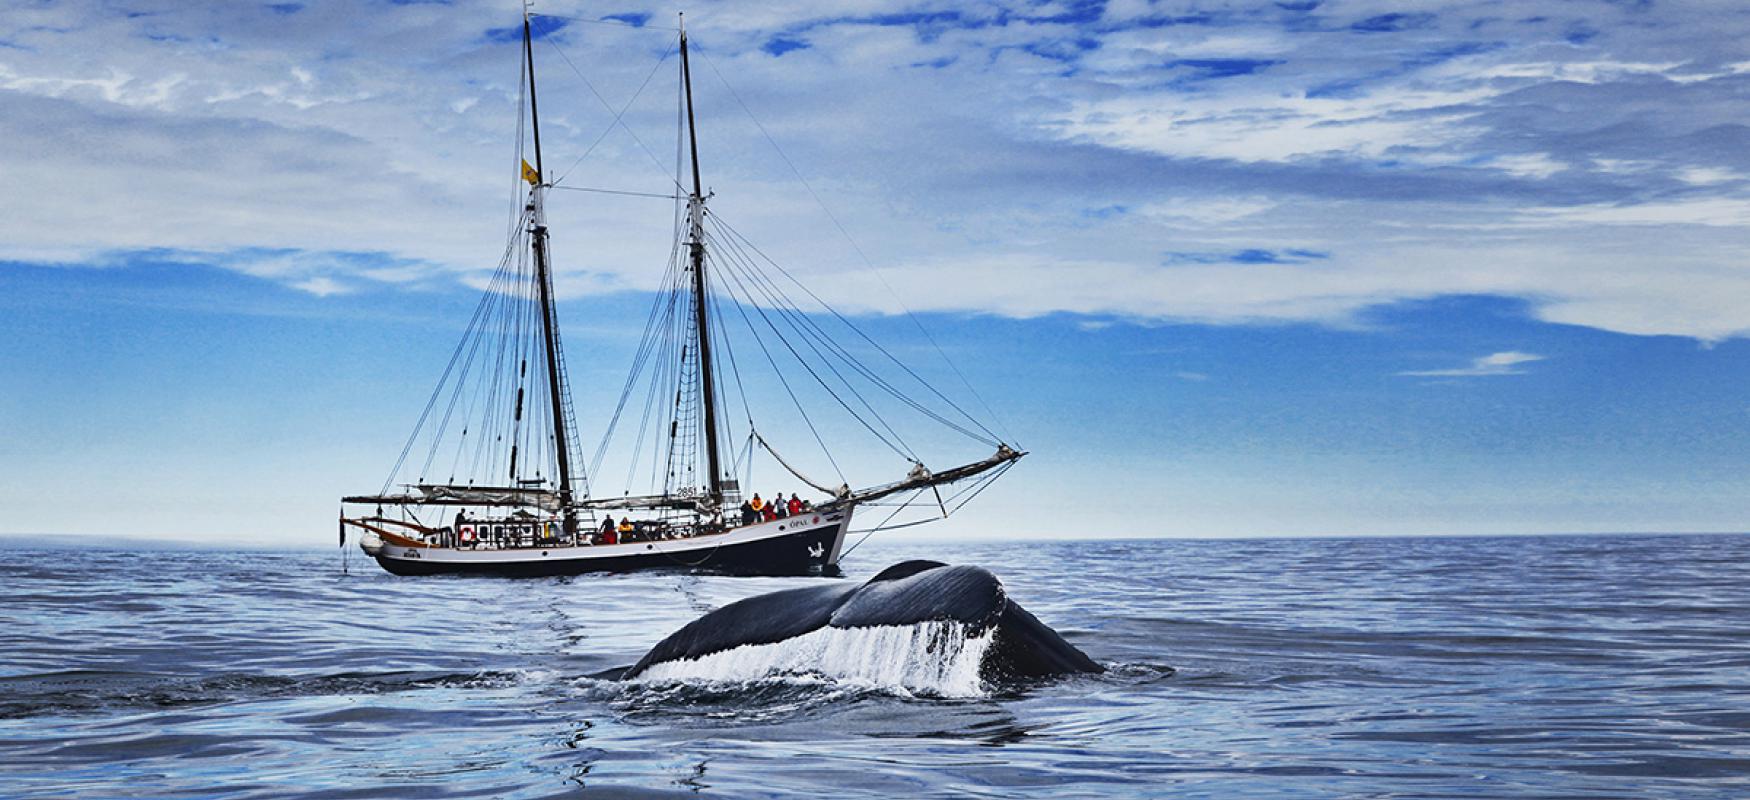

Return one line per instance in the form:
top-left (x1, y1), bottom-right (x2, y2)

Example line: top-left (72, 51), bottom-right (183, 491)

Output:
top-left (680, 18), bottom-right (727, 513)
top-left (524, 12), bottom-right (578, 534)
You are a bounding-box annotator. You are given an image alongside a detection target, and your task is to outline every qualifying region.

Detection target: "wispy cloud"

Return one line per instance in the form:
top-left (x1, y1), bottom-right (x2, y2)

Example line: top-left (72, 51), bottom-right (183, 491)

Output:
top-left (289, 276), bottom-right (348, 297)
top-left (1400, 351), bottom-right (1546, 377)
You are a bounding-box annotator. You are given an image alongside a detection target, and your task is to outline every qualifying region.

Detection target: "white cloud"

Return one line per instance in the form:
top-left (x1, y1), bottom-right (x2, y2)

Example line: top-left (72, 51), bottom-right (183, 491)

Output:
top-left (1049, 86), bottom-right (1493, 164)
top-left (1399, 351), bottom-right (1545, 377)
top-left (1473, 60), bottom-right (1686, 84)
top-left (1678, 167), bottom-right (1739, 186)
top-left (289, 276), bottom-right (349, 297)
top-left (0, 63), bottom-right (185, 109)
top-left (1134, 197), bottom-right (1277, 225)
top-left (1489, 153), bottom-right (1566, 180)
top-left (1529, 198), bottom-right (1750, 227)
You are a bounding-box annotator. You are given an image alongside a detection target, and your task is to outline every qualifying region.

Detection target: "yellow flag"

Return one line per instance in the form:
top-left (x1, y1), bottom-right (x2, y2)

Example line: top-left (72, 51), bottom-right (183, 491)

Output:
top-left (521, 159), bottom-right (540, 185)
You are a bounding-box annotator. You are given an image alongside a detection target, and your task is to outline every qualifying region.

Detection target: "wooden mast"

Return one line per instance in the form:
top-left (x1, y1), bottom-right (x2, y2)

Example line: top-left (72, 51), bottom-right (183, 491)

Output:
top-left (680, 17), bottom-right (726, 511)
top-left (523, 13), bottom-right (577, 531)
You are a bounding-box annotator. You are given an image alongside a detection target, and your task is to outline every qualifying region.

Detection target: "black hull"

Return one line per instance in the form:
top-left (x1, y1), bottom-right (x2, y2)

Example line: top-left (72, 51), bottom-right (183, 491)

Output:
top-left (372, 523), bottom-right (844, 578)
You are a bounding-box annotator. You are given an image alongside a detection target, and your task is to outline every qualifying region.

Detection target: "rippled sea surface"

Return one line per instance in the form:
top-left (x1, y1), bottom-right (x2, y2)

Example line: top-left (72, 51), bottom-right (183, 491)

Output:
top-left (4, 534), bottom-right (1750, 798)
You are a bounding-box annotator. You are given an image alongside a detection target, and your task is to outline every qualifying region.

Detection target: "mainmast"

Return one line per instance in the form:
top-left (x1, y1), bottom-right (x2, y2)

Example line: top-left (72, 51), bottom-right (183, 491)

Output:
top-left (680, 18), bottom-right (726, 510)
top-left (523, 13), bottom-right (577, 531)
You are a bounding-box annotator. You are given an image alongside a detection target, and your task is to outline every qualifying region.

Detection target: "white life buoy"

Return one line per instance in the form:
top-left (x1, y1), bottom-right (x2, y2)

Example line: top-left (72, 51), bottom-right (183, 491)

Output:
top-left (459, 525), bottom-right (475, 542)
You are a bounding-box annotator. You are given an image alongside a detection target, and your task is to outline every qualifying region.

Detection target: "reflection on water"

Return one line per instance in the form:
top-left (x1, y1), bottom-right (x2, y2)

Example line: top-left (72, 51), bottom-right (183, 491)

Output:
top-left (2, 534), bottom-right (1749, 797)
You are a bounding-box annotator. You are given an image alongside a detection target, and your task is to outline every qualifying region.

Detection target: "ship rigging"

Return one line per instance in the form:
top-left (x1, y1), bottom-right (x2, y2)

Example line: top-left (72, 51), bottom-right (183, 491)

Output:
top-left (341, 12), bottom-right (1022, 576)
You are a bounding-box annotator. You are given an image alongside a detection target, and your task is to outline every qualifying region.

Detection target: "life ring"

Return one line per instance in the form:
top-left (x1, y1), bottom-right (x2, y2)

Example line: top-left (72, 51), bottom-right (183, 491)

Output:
top-left (459, 525), bottom-right (475, 542)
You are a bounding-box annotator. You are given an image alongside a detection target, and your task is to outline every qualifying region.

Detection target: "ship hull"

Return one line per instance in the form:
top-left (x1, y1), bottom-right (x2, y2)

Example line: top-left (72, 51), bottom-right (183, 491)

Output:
top-left (367, 509), bottom-right (851, 578)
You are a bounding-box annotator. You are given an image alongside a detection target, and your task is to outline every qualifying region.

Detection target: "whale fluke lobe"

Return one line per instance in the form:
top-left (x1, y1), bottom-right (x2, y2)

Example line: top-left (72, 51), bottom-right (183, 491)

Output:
top-left (864, 559), bottom-right (953, 582)
top-left (625, 561), bottom-right (1103, 687)
top-left (984, 600), bottom-right (1104, 679)
top-left (625, 583), bottom-right (857, 676)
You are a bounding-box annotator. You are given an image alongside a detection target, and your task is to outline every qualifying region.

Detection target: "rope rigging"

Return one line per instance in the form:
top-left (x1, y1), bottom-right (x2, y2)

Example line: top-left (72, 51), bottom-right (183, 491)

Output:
top-left (372, 17), bottom-right (1017, 538)
top-left (540, 32), bottom-right (686, 196)
top-left (708, 214), bottom-right (1002, 447)
top-left (377, 41), bottom-right (593, 509)
top-left (547, 31), bottom-right (679, 187)
top-left (704, 218), bottom-right (998, 448)
top-left (694, 45), bottom-right (1018, 449)
top-left (704, 228), bottom-right (917, 452)
top-left (564, 33), bottom-right (1019, 514)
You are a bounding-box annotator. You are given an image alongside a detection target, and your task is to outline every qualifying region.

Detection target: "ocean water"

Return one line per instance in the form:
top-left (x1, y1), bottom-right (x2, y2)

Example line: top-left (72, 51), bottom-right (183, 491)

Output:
top-left (3, 534), bottom-right (1748, 798)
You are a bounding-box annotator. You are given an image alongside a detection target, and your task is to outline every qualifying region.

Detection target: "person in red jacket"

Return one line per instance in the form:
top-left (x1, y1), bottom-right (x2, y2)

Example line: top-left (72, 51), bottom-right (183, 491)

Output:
top-left (787, 493), bottom-right (802, 517)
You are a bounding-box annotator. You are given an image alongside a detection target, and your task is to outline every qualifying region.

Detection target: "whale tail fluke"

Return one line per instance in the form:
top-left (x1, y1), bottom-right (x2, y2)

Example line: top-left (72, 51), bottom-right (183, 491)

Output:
top-left (624, 561), bottom-right (1104, 688)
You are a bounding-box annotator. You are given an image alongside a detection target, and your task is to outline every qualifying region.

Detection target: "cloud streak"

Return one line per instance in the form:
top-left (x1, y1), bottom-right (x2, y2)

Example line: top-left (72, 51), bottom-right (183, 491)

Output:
top-left (1400, 351), bottom-right (1546, 377)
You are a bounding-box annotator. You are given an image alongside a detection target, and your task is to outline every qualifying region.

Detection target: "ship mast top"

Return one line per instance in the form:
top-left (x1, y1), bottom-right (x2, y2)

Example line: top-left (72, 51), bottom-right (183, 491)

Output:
top-left (522, 12), bottom-right (578, 531)
top-left (680, 14), bottom-right (727, 511)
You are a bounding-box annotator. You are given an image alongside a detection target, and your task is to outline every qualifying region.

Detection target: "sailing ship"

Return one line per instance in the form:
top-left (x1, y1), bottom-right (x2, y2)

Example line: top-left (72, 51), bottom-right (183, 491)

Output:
top-left (340, 13), bottom-right (1021, 577)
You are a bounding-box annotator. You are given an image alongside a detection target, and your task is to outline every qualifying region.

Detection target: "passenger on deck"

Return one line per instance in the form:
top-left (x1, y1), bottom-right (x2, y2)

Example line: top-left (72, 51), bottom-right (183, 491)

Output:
top-left (618, 518), bottom-right (634, 542)
top-left (739, 499), bottom-right (756, 526)
top-left (763, 493), bottom-right (779, 521)
top-left (750, 493), bottom-right (765, 519)
top-left (599, 516), bottom-right (615, 546)
top-left (787, 494), bottom-right (803, 517)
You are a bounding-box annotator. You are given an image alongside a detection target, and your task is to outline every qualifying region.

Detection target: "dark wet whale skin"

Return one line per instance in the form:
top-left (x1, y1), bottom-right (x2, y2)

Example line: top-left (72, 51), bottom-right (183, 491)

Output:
top-left (624, 560), bottom-right (1104, 681)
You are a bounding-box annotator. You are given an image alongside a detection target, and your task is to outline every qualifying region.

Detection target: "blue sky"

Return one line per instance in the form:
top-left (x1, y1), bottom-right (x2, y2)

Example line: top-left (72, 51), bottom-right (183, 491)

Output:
top-left (2, 0), bottom-right (1748, 543)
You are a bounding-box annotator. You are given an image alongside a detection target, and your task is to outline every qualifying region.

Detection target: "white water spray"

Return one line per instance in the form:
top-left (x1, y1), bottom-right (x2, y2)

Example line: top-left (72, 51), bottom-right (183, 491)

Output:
top-left (635, 621), bottom-right (996, 698)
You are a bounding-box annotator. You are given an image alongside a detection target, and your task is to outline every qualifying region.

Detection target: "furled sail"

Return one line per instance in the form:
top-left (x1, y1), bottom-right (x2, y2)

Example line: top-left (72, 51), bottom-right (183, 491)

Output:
top-left (343, 484), bottom-right (564, 511)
